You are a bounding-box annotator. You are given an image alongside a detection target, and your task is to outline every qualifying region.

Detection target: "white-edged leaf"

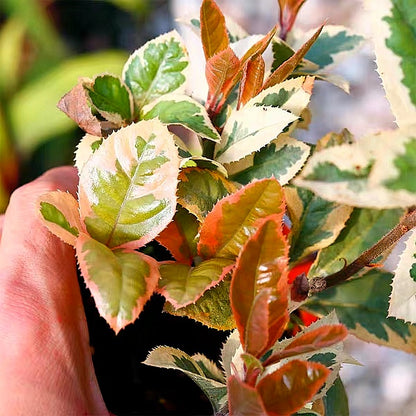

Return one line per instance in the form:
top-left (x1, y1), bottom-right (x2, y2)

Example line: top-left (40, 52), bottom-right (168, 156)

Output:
top-left (296, 25), bottom-right (364, 71)
top-left (122, 30), bottom-right (189, 109)
top-left (365, 0), bottom-right (416, 129)
top-left (79, 120), bottom-right (180, 249)
top-left (76, 233), bottom-right (160, 333)
top-left (144, 346), bottom-right (227, 412)
top-left (215, 103), bottom-right (297, 164)
top-left (220, 329), bottom-right (245, 379)
top-left (389, 228), bottom-right (416, 323)
top-left (141, 93), bottom-right (220, 141)
top-left (295, 130), bottom-right (416, 208)
top-left (75, 133), bottom-right (103, 173)
top-left (227, 136), bottom-right (310, 185)
top-left (38, 191), bottom-right (83, 246)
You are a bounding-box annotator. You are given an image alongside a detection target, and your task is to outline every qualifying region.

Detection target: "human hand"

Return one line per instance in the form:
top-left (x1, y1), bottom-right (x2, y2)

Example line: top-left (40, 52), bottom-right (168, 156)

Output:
top-left (0, 167), bottom-right (109, 415)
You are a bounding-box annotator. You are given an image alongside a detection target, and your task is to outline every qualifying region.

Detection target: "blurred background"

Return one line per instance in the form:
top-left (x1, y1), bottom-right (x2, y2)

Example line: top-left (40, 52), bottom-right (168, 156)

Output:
top-left (1, 0), bottom-right (415, 415)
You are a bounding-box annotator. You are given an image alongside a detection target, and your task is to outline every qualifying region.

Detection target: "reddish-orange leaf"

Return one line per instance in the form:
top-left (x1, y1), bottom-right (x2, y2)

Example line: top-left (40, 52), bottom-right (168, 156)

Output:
top-left (200, 0), bottom-right (229, 60)
top-left (57, 81), bottom-right (102, 136)
top-left (263, 24), bottom-right (323, 90)
top-left (155, 207), bottom-right (198, 265)
top-left (238, 56), bottom-right (266, 108)
top-left (228, 375), bottom-right (267, 416)
top-left (257, 360), bottom-right (330, 416)
top-left (218, 26), bottom-right (277, 110)
top-left (205, 47), bottom-right (240, 110)
top-left (230, 217), bottom-right (289, 358)
top-left (265, 324), bottom-right (348, 366)
top-left (198, 178), bottom-right (286, 260)
top-left (278, 0), bottom-right (307, 39)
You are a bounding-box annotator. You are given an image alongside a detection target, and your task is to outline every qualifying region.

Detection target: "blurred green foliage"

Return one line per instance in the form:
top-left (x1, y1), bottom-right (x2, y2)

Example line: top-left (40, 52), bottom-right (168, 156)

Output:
top-left (0, 0), bottom-right (169, 212)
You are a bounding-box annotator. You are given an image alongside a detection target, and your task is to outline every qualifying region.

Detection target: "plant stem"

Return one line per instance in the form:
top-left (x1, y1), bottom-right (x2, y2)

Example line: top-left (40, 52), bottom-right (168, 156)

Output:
top-left (309, 207), bottom-right (416, 293)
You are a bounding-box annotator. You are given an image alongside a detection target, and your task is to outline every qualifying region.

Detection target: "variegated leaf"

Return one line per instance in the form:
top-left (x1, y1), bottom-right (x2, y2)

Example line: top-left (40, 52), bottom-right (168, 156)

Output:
top-left (198, 178), bottom-right (285, 259)
top-left (305, 269), bottom-right (416, 354)
top-left (158, 258), bottom-right (235, 308)
top-left (75, 133), bottom-right (103, 173)
top-left (164, 278), bottom-right (235, 330)
top-left (220, 329), bottom-right (242, 378)
top-left (177, 167), bottom-right (237, 222)
top-left (84, 74), bottom-right (134, 124)
top-left (227, 136), bottom-right (310, 186)
top-left (38, 191), bottom-right (83, 246)
top-left (285, 186), bottom-right (353, 264)
top-left (295, 130), bottom-right (416, 209)
top-left (308, 208), bottom-right (403, 278)
top-left (180, 157), bottom-right (228, 177)
top-left (214, 99), bottom-right (297, 164)
top-left (122, 30), bottom-right (189, 109)
top-left (141, 93), bottom-right (220, 142)
top-left (365, 0), bottom-right (416, 129)
top-left (79, 120), bottom-right (179, 249)
top-left (143, 346), bottom-right (227, 412)
top-left (299, 25), bottom-right (364, 70)
top-left (389, 228), bottom-right (416, 323)
top-left (76, 233), bottom-right (159, 333)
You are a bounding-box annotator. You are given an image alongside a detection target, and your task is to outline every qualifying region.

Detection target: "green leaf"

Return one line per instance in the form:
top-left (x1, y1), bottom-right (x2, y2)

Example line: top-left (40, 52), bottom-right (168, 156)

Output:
top-left (79, 120), bottom-right (179, 249)
top-left (228, 136), bottom-right (310, 186)
top-left (143, 346), bottom-right (227, 413)
top-left (304, 25), bottom-right (364, 69)
top-left (366, 0), bottom-right (416, 128)
top-left (85, 74), bottom-right (133, 123)
top-left (295, 131), bottom-right (416, 208)
top-left (198, 178), bottom-right (285, 259)
top-left (285, 186), bottom-right (353, 264)
top-left (155, 206), bottom-right (199, 265)
top-left (159, 258), bottom-right (234, 308)
top-left (164, 278), bottom-right (235, 330)
top-left (389, 228), bottom-right (416, 323)
top-left (305, 269), bottom-right (416, 353)
top-left (177, 167), bottom-right (237, 222)
top-left (10, 51), bottom-right (128, 154)
top-left (38, 191), bottom-right (82, 247)
top-left (0, 18), bottom-right (25, 95)
top-left (141, 94), bottom-right (220, 141)
top-left (76, 233), bottom-right (160, 333)
top-left (122, 30), bottom-right (189, 109)
top-left (309, 207), bottom-right (403, 278)
top-left (323, 377), bottom-right (349, 416)
top-left (231, 218), bottom-right (289, 358)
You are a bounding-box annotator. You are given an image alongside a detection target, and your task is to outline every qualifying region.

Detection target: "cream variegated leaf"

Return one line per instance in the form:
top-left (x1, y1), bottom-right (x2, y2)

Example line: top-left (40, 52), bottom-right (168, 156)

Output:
top-left (295, 130), bottom-right (416, 208)
top-left (122, 30), bottom-right (189, 109)
top-left (227, 136), bottom-right (310, 186)
top-left (292, 25), bottom-right (364, 71)
top-left (365, 0), bottom-right (416, 129)
top-left (141, 93), bottom-right (220, 142)
top-left (144, 346), bottom-right (227, 412)
top-left (79, 120), bottom-right (179, 249)
top-left (75, 133), bottom-right (103, 173)
top-left (220, 329), bottom-right (245, 379)
top-left (215, 105), bottom-right (297, 164)
top-left (214, 78), bottom-right (310, 164)
top-left (389, 228), bottom-right (416, 323)
top-left (38, 191), bottom-right (83, 246)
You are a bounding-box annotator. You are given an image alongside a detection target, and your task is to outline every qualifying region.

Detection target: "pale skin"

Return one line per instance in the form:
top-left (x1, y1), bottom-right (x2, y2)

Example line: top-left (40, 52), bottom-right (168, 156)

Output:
top-left (0, 167), bottom-right (110, 415)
